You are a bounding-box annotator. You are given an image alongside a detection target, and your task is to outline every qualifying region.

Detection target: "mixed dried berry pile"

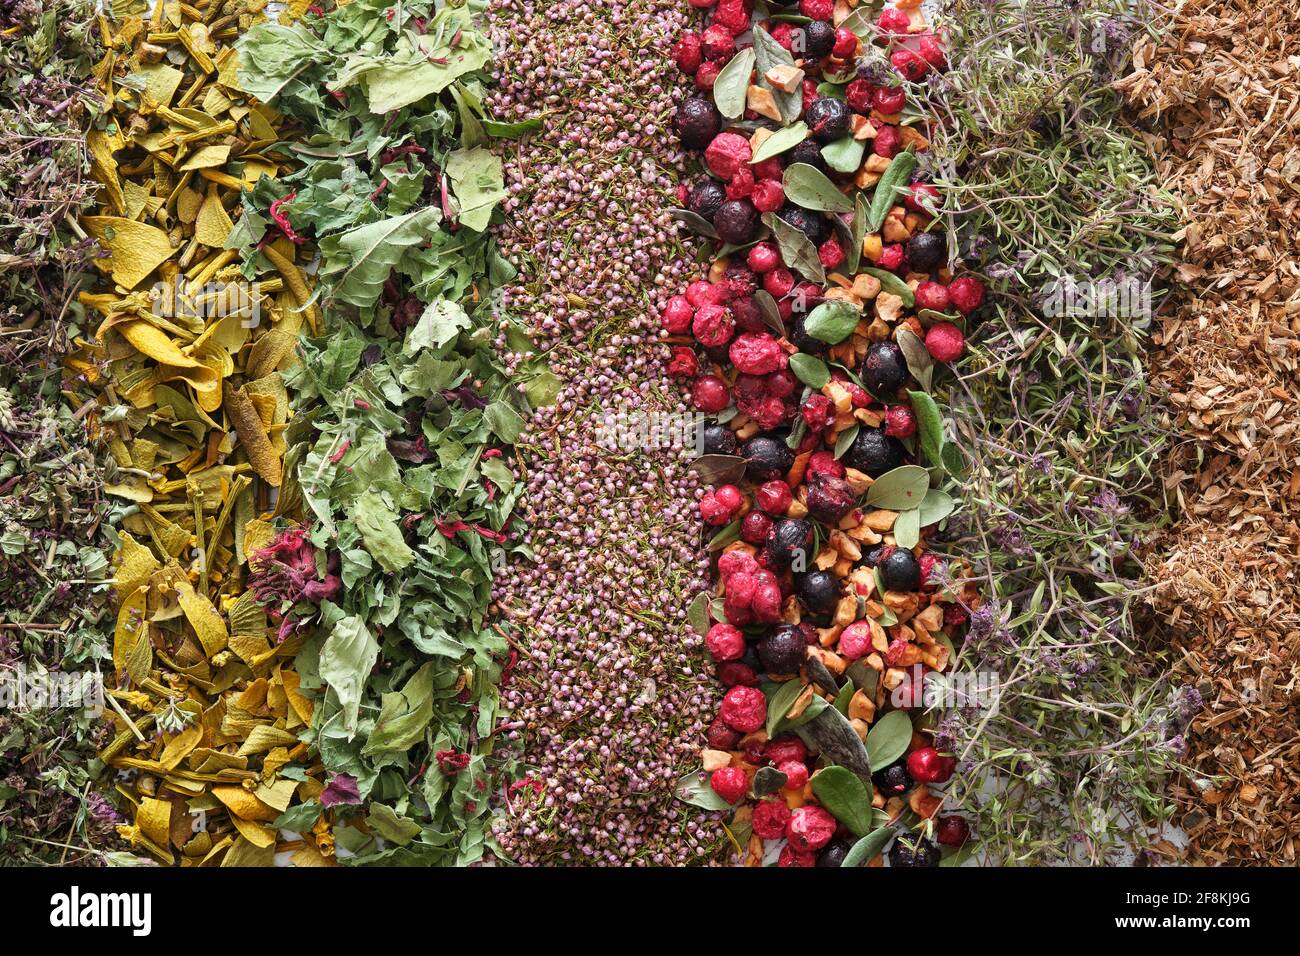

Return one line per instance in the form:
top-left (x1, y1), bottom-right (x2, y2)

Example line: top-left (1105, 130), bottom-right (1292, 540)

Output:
top-left (666, 0), bottom-right (985, 866)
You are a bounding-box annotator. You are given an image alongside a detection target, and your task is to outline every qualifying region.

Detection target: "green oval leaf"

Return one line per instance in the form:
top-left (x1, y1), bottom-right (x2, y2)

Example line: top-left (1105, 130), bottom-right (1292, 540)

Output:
top-left (752, 765), bottom-right (789, 797)
top-left (862, 266), bottom-right (916, 306)
top-left (842, 826), bottom-right (894, 867)
top-left (810, 765), bottom-right (875, 836)
top-left (670, 207), bottom-right (720, 240)
top-left (713, 47), bottom-right (755, 119)
top-left (864, 465), bottom-right (930, 509)
top-left (834, 422), bottom-right (860, 460)
top-left (753, 288), bottom-right (786, 337)
top-left (896, 326), bottom-right (933, 391)
top-left (687, 590), bottom-right (712, 636)
top-left (866, 709), bottom-right (913, 769)
top-left (893, 507), bottom-right (920, 549)
top-left (789, 353), bottom-right (831, 389)
top-left (762, 210), bottom-right (825, 284)
top-left (765, 678), bottom-right (806, 738)
top-left (751, 121), bottom-right (810, 163)
top-left (803, 300), bottom-right (862, 345)
top-left (821, 136), bottom-right (866, 175)
top-left (783, 162), bottom-right (853, 212)
top-left (918, 487), bottom-right (956, 526)
top-left (907, 389), bottom-right (945, 466)
top-left (866, 150), bottom-right (917, 233)
top-left (707, 519), bottom-right (741, 551)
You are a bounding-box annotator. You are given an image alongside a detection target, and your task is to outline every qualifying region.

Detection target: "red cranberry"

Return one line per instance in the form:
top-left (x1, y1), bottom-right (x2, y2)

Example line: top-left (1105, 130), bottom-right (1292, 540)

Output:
top-left (695, 61), bottom-right (720, 90)
top-left (756, 480), bottom-right (793, 515)
top-left (806, 450), bottom-right (844, 480)
top-left (766, 736), bottom-right (808, 766)
top-left (705, 132), bottom-right (753, 179)
top-left (948, 276), bottom-right (985, 314)
top-left (873, 85), bottom-right (906, 114)
top-left (752, 157), bottom-right (783, 180)
top-left (730, 331), bottom-right (786, 375)
top-left (936, 815), bottom-right (970, 847)
top-left (714, 484), bottom-right (743, 511)
top-left (918, 34), bottom-right (946, 69)
top-left (692, 374), bottom-right (730, 413)
top-left (687, 0), bottom-right (718, 7)
top-left (873, 124), bottom-right (902, 158)
top-left (751, 178), bottom-right (785, 213)
top-left (686, 279), bottom-right (718, 306)
top-left (884, 404), bottom-right (917, 438)
top-left (771, 21), bottom-right (797, 50)
top-left (906, 746), bottom-right (956, 784)
top-left (778, 844), bottom-right (816, 867)
top-left (752, 799), bottom-right (792, 839)
top-left (710, 766), bottom-right (748, 804)
top-left (799, 0), bottom-right (833, 21)
top-left (706, 622), bottom-right (747, 661)
top-left (906, 182), bottom-right (940, 213)
top-left (786, 805), bottom-right (837, 852)
top-left (720, 685), bottom-right (767, 733)
top-left (714, 0), bottom-right (751, 34)
top-left (747, 240), bottom-right (780, 273)
top-left (915, 280), bottom-right (951, 311)
top-left (818, 236), bottom-right (846, 271)
top-left (845, 78), bottom-right (875, 113)
top-left (662, 294), bottom-right (694, 333)
top-left (707, 717), bottom-right (741, 750)
top-left (701, 23), bottom-right (738, 62)
top-left (692, 303), bottom-right (734, 348)
top-left (837, 620), bottom-right (873, 660)
top-left (877, 8), bottom-right (911, 34)
top-left (718, 549), bottom-right (759, 581)
top-left (944, 603), bottom-right (968, 627)
top-left (763, 267), bottom-right (795, 299)
top-left (726, 166), bottom-right (755, 200)
top-left (718, 661), bottom-right (760, 686)
top-left (731, 295), bottom-right (765, 333)
top-left (666, 346), bottom-right (699, 378)
top-left (699, 492), bottom-right (730, 525)
top-left (925, 321), bottom-right (965, 362)
top-left (832, 27), bottom-right (857, 57)
top-left (779, 759), bottom-right (809, 791)
top-left (766, 368), bottom-right (797, 399)
top-left (891, 48), bottom-right (929, 80)
top-left (673, 33), bottom-right (703, 74)
top-left (741, 510), bottom-right (774, 545)
top-left (877, 242), bottom-right (906, 272)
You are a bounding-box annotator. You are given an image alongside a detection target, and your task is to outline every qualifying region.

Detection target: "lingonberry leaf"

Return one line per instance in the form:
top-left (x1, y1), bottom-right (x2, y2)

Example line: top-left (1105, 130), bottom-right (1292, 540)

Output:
top-left (866, 709), bottom-right (913, 769)
top-left (810, 765), bottom-right (875, 836)
top-left (864, 465), bottom-right (931, 509)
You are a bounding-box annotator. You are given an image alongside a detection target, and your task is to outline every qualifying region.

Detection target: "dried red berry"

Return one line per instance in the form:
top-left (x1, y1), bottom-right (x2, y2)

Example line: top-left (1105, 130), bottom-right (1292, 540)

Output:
top-left (746, 240), bottom-right (781, 273)
top-left (914, 280), bottom-right (951, 311)
top-left (771, 21), bottom-right (797, 50)
top-left (666, 346), bottom-right (699, 379)
top-left (806, 450), bottom-right (845, 480)
top-left (751, 579), bottom-right (783, 623)
top-left (752, 157), bottom-right (784, 180)
top-left (752, 798), bottom-right (793, 839)
top-left (837, 620), bottom-right (873, 660)
top-left (701, 23), bottom-right (738, 62)
top-left (918, 552), bottom-right (941, 585)
top-left (726, 166), bottom-right (755, 200)
top-left (799, 0), bottom-right (834, 21)
top-left (765, 735), bottom-right (808, 765)
top-left (801, 393), bottom-right (835, 431)
top-left (756, 480), bottom-right (793, 515)
top-left (714, 484), bottom-right (744, 511)
top-left (873, 123), bottom-right (902, 158)
top-left (662, 294), bottom-right (694, 333)
top-left (924, 321), bottom-right (965, 363)
top-left (884, 403), bottom-right (917, 438)
top-left (688, 0), bottom-right (718, 7)
top-left (944, 603), bottom-right (968, 628)
top-left (695, 60), bottom-right (721, 90)
top-left (705, 132), bottom-right (753, 179)
top-left (718, 549), bottom-right (759, 581)
top-left (673, 33), bottom-right (703, 74)
top-left (765, 368), bottom-right (798, 399)
top-left (751, 178), bottom-right (785, 213)
top-left (873, 84), bottom-right (906, 114)
top-left (884, 636), bottom-right (911, 667)
top-left (778, 844), bottom-right (817, 867)
top-left (786, 804), bottom-right (837, 852)
top-left (948, 276), bottom-right (985, 314)
top-left (877, 7), bottom-right (911, 34)
top-left (845, 78), bottom-right (875, 114)
top-left (906, 746), bottom-right (956, 783)
top-left (891, 48), bottom-right (929, 80)
top-left (779, 759), bottom-right (809, 791)
top-left (730, 331), bottom-right (786, 375)
top-left (718, 661), bottom-right (760, 686)
top-left (818, 235), bottom-right (846, 271)
top-left (731, 295), bottom-right (764, 333)
top-left (936, 815), bottom-right (970, 847)
top-left (707, 716), bottom-right (742, 750)
top-left (763, 266), bottom-right (795, 299)
top-left (710, 766), bottom-right (749, 804)
top-left (905, 182), bottom-right (940, 214)
top-left (832, 27), bottom-right (857, 57)
top-left (720, 685), bottom-right (767, 733)
top-left (714, 0), bottom-right (751, 34)
top-left (686, 279), bottom-right (719, 307)
top-left (699, 492), bottom-right (732, 525)
top-left (918, 34), bottom-right (947, 69)
top-left (877, 242), bottom-right (906, 272)
top-left (706, 622), bottom-right (747, 661)
top-left (741, 510), bottom-right (774, 545)
top-left (692, 374), bottom-right (731, 413)
top-left (692, 303), bottom-right (734, 348)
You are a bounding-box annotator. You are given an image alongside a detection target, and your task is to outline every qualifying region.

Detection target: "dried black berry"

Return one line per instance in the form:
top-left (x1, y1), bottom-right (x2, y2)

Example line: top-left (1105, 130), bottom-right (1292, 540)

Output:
top-left (795, 570), bottom-right (841, 617)
top-left (873, 759), bottom-right (913, 796)
top-left (788, 311), bottom-right (829, 355)
top-left (758, 624), bottom-right (806, 675)
top-left (817, 838), bottom-right (852, 867)
top-left (789, 138), bottom-right (826, 171)
top-left (674, 96), bottom-right (721, 150)
top-left (766, 517), bottom-right (812, 570)
top-left (806, 96), bottom-right (851, 143)
top-left (907, 231), bottom-right (947, 273)
top-left (803, 20), bottom-right (836, 58)
top-left (880, 548), bottom-right (921, 591)
top-left (861, 341), bottom-right (907, 397)
top-left (888, 836), bottom-right (941, 868)
top-left (714, 199), bottom-right (760, 245)
top-left (805, 474), bottom-right (856, 524)
top-left (844, 426), bottom-right (904, 477)
top-left (702, 423), bottom-right (739, 457)
top-left (777, 203), bottom-right (828, 244)
top-left (688, 179), bottom-right (726, 220)
top-left (861, 542), bottom-right (889, 567)
top-left (742, 434), bottom-right (795, 482)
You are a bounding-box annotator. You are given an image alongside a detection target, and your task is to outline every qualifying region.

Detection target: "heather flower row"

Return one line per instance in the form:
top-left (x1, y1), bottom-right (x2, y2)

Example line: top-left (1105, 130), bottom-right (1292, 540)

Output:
top-left (664, 0), bottom-right (986, 866)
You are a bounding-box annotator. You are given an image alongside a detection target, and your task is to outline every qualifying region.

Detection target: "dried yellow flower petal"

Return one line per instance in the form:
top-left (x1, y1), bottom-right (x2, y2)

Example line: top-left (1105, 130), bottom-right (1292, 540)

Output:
top-left (82, 216), bottom-right (176, 289)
